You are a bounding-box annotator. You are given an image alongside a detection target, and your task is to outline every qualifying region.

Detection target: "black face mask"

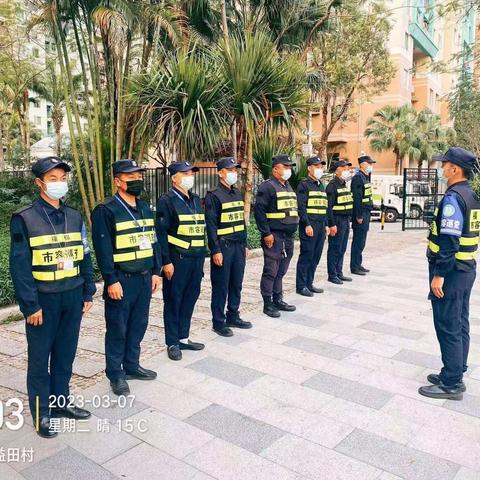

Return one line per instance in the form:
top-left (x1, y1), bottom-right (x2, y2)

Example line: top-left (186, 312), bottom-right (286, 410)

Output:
top-left (126, 179), bottom-right (144, 197)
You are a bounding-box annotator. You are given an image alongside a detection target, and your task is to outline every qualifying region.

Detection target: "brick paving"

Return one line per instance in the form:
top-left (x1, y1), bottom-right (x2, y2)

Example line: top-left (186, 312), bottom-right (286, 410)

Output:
top-left (0, 222), bottom-right (479, 479)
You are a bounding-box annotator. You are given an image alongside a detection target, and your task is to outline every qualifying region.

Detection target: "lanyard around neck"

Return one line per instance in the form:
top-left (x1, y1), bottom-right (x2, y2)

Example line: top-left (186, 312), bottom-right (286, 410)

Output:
top-left (115, 194), bottom-right (145, 232)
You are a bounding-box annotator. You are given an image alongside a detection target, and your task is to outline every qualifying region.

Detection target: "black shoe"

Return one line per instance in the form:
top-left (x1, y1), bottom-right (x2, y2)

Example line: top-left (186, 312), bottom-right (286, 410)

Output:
top-left (36, 416), bottom-right (58, 439)
top-left (263, 303), bottom-right (280, 318)
top-left (168, 345), bottom-right (182, 361)
top-left (52, 405), bottom-right (91, 420)
top-left (273, 299), bottom-right (296, 312)
top-left (226, 318), bottom-right (252, 329)
top-left (179, 340), bottom-right (205, 351)
top-left (359, 266), bottom-right (370, 273)
top-left (418, 383), bottom-right (464, 400)
top-left (296, 287), bottom-right (313, 297)
top-left (308, 285), bottom-right (324, 294)
top-left (213, 326), bottom-right (234, 337)
top-left (110, 378), bottom-right (130, 396)
top-left (351, 270), bottom-right (367, 276)
top-left (125, 366), bottom-right (157, 380)
top-left (427, 373), bottom-right (466, 392)
top-left (338, 275), bottom-right (352, 282)
top-left (328, 277), bottom-right (343, 285)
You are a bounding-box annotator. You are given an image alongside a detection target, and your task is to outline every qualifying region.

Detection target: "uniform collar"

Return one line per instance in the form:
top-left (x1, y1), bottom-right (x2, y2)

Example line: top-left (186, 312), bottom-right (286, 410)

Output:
top-left (271, 176), bottom-right (289, 188)
top-left (307, 176), bottom-right (320, 186)
top-left (36, 196), bottom-right (65, 213)
top-left (359, 169), bottom-right (369, 179)
top-left (172, 186), bottom-right (192, 202)
top-left (115, 192), bottom-right (138, 210)
top-left (446, 179), bottom-right (469, 192)
top-left (219, 181), bottom-right (235, 193)
top-left (334, 175), bottom-right (345, 185)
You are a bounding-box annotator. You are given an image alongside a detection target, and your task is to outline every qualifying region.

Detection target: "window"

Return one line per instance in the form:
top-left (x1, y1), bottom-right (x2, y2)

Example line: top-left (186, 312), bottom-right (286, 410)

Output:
top-left (34, 116), bottom-right (42, 126)
top-left (32, 47), bottom-right (40, 58)
top-left (47, 120), bottom-right (53, 135)
top-left (33, 99), bottom-right (40, 108)
top-left (404, 32), bottom-right (409, 51)
top-left (429, 89), bottom-right (435, 109)
top-left (403, 69), bottom-right (411, 90)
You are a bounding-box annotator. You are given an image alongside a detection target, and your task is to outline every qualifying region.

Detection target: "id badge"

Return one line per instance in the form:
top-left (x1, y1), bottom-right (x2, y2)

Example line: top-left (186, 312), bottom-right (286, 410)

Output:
top-left (63, 258), bottom-right (74, 270)
top-left (139, 235), bottom-right (151, 250)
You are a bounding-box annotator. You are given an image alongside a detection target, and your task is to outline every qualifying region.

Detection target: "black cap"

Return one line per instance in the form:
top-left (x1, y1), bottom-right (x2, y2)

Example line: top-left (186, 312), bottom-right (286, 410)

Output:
top-left (433, 147), bottom-right (477, 171)
top-left (112, 159), bottom-right (146, 175)
top-left (306, 156), bottom-right (327, 167)
top-left (32, 156), bottom-right (71, 178)
top-left (216, 157), bottom-right (240, 170)
top-left (167, 160), bottom-right (199, 175)
top-left (272, 154), bottom-right (296, 167)
top-left (329, 159), bottom-right (352, 172)
top-left (358, 154), bottom-right (376, 164)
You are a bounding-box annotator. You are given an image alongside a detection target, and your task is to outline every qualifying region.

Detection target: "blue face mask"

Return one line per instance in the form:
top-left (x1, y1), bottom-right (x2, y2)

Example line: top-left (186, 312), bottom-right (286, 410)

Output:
top-left (437, 167), bottom-right (447, 183)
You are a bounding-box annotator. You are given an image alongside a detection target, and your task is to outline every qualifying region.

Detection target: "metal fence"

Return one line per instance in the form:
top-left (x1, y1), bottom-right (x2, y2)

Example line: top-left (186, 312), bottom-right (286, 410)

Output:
top-left (143, 166), bottom-right (264, 208)
top-left (402, 168), bottom-right (445, 230)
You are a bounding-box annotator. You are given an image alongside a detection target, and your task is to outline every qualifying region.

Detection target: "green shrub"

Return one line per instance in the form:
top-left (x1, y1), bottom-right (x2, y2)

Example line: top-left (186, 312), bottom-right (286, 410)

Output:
top-left (0, 233), bottom-right (15, 306)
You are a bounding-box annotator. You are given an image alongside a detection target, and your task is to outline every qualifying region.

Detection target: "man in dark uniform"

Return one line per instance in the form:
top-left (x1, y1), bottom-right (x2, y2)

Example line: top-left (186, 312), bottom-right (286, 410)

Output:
top-left (10, 156), bottom-right (96, 438)
top-left (350, 154), bottom-right (376, 275)
top-left (92, 160), bottom-right (161, 396)
top-left (419, 147), bottom-right (480, 401)
top-left (255, 154), bottom-right (298, 318)
top-left (296, 156), bottom-right (330, 297)
top-left (205, 157), bottom-right (252, 337)
top-left (156, 161), bottom-right (206, 361)
top-left (326, 159), bottom-right (354, 285)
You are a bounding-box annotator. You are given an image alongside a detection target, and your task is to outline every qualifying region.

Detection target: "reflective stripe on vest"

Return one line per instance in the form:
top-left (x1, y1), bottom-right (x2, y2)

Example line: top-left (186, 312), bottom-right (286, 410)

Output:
top-left (307, 191), bottom-right (327, 215)
top-left (333, 187), bottom-right (353, 212)
top-left (363, 183), bottom-right (373, 203)
top-left (115, 218), bottom-right (155, 232)
top-left (267, 191), bottom-right (298, 218)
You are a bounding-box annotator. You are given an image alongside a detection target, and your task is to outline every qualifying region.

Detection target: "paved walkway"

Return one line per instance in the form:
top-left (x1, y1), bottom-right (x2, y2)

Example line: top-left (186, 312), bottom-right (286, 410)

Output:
top-left (1, 223), bottom-right (480, 479)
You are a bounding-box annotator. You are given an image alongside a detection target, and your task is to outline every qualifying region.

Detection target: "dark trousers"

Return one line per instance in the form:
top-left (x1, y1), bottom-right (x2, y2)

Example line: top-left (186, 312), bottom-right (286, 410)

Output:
top-left (104, 271), bottom-right (152, 381)
top-left (429, 264), bottom-right (476, 386)
top-left (327, 216), bottom-right (350, 279)
top-left (260, 231), bottom-right (294, 300)
top-left (163, 252), bottom-right (204, 346)
top-left (26, 287), bottom-right (83, 421)
top-left (350, 210), bottom-right (371, 271)
top-left (211, 240), bottom-right (246, 329)
top-left (296, 221), bottom-right (326, 290)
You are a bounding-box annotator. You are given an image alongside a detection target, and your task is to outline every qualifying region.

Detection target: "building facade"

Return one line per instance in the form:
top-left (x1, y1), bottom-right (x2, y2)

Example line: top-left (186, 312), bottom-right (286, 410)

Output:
top-left (311, 1), bottom-right (477, 173)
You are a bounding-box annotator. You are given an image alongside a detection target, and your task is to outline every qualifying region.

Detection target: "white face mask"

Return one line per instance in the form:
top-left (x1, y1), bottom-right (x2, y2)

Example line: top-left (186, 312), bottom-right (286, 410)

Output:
top-left (313, 168), bottom-right (324, 180)
top-left (366, 165), bottom-right (373, 175)
top-left (42, 180), bottom-right (69, 200)
top-left (180, 175), bottom-right (195, 190)
top-left (341, 170), bottom-right (352, 181)
top-left (281, 169), bottom-right (292, 181)
top-left (225, 172), bottom-right (238, 186)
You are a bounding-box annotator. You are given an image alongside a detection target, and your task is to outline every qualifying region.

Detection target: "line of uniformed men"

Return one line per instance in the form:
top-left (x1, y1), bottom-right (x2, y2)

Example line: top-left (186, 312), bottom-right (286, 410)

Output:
top-left (9, 153), bottom-right (374, 439)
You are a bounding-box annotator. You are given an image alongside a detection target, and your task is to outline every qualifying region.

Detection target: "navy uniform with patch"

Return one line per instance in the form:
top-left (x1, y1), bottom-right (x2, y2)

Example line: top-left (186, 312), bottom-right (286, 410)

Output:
top-left (422, 147), bottom-right (480, 398)
top-left (91, 160), bottom-right (161, 386)
top-left (9, 157), bottom-right (96, 435)
top-left (295, 156), bottom-right (328, 293)
top-left (254, 155), bottom-right (298, 315)
top-left (156, 161), bottom-right (206, 352)
top-left (350, 155), bottom-right (376, 274)
top-left (205, 157), bottom-right (251, 335)
top-left (326, 160), bottom-right (353, 282)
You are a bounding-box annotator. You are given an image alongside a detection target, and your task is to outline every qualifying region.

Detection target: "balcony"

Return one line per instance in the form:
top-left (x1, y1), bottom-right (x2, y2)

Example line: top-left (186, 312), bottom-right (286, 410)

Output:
top-left (408, 21), bottom-right (438, 58)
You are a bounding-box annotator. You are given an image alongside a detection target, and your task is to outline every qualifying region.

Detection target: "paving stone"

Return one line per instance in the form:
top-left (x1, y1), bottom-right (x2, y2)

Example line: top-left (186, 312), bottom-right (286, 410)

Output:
top-left (91, 397), bottom-right (149, 423)
top-left (21, 446), bottom-right (118, 480)
top-left (351, 339), bottom-right (402, 358)
top-left (0, 464), bottom-right (24, 479)
top-left (303, 371), bottom-right (393, 409)
top-left (338, 301), bottom-right (388, 315)
top-left (184, 437), bottom-right (302, 480)
top-left (213, 332), bottom-right (251, 346)
top-left (392, 349), bottom-right (444, 369)
top-left (359, 321), bottom-right (425, 340)
top-left (128, 408), bottom-right (213, 459)
top-left (132, 380), bottom-right (212, 419)
top-left (336, 429), bottom-right (460, 480)
top-left (187, 356), bottom-right (264, 387)
top-left (444, 394), bottom-right (480, 418)
top-left (283, 336), bottom-right (354, 360)
top-left (186, 404), bottom-right (286, 454)
top-left (77, 335), bottom-right (105, 354)
top-left (0, 366), bottom-right (28, 394)
top-left (454, 467), bottom-right (480, 479)
top-left (278, 314), bottom-right (328, 328)
top-left (60, 414), bottom-right (141, 464)
top-left (103, 442), bottom-right (200, 480)
top-left (0, 336), bottom-right (25, 356)
top-left (72, 357), bottom-right (106, 377)
top-left (261, 434), bottom-right (381, 479)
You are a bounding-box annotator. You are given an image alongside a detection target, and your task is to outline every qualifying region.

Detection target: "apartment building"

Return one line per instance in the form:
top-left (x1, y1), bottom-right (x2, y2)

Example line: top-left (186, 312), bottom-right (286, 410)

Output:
top-left (311, 1), bottom-right (477, 173)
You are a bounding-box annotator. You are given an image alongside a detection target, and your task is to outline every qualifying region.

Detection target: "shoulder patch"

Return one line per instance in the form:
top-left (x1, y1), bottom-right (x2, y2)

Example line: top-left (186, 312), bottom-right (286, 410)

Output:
top-left (14, 204), bottom-right (33, 215)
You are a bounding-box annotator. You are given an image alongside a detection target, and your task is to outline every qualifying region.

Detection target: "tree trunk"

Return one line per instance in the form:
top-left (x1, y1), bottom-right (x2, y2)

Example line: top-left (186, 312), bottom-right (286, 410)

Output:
top-left (0, 119), bottom-right (5, 172)
top-left (243, 130), bottom-right (254, 226)
top-left (23, 90), bottom-right (30, 164)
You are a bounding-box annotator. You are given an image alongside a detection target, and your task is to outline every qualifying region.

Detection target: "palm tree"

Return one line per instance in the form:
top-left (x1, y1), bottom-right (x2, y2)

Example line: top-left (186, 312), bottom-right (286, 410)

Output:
top-left (365, 104), bottom-right (420, 174)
